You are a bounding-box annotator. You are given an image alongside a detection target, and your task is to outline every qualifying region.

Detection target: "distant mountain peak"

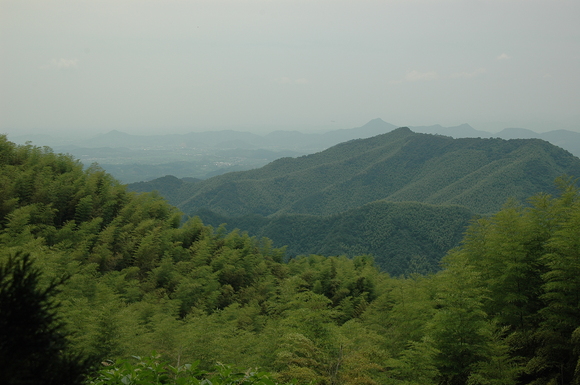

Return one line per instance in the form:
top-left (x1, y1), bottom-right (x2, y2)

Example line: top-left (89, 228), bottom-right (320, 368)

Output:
top-left (365, 117), bottom-right (387, 124)
top-left (360, 118), bottom-right (391, 128)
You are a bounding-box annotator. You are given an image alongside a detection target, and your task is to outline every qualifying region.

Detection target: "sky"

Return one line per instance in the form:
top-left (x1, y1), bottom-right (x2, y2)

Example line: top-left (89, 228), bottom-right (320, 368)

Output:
top-left (1, 0), bottom-right (579, 138)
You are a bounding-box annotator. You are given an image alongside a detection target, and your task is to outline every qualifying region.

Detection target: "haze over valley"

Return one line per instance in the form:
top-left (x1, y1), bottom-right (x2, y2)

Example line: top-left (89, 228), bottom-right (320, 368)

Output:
top-left (8, 118), bottom-right (580, 184)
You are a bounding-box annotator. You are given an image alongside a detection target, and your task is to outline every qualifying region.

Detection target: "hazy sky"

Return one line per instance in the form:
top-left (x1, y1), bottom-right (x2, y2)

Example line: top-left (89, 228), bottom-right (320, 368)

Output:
top-left (1, 0), bottom-right (579, 137)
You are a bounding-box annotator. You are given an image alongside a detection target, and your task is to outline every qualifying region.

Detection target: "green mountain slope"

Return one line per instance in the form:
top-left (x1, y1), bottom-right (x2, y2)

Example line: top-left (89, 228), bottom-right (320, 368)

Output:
top-left (4, 135), bottom-right (580, 384)
top-left (196, 200), bottom-right (475, 276)
top-left (172, 128), bottom-right (580, 217)
top-left (128, 128), bottom-right (580, 274)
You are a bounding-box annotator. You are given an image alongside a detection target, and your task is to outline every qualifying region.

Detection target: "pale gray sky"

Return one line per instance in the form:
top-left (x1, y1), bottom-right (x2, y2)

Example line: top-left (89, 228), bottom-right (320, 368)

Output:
top-left (1, 0), bottom-right (579, 137)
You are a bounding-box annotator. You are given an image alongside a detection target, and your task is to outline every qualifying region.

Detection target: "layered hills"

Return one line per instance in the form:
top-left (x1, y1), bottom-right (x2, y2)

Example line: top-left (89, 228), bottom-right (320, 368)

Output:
top-left (12, 118), bottom-right (579, 184)
top-left (162, 127), bottom-right (580, 216)
top-left (129, 128), bottom-right (580, 274)
top-left (3, 135), bottom-right (580, 383)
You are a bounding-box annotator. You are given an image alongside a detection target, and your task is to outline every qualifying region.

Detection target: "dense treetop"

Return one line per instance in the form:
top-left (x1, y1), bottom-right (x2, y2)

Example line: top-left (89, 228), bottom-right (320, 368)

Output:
top-left (196, 200), bottom-right (474, 276)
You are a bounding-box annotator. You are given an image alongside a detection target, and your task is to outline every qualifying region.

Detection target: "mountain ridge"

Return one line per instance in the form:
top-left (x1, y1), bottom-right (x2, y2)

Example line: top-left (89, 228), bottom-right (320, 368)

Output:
top-left (171, 129), bottom-right (580, 217)
top-left (10, 119), bottom-right (579, 184)
top-left (10, 119), bottom-right (580, 157)
top-left (125, 128), bottom-right (580, 274)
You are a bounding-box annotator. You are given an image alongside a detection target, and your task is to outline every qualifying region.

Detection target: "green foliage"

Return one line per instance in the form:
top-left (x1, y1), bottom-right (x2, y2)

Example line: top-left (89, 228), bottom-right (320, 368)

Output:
top-left (427, 260), bottom-right (519, 384)
top-left (197, 201), bottom-right (474, 276)
top-left (87, 353), bottom-right (292, 385)
top-left (441, 176), bottom-right (580, 384)
top-left (383, 339), bottom-right (439, 385)
top-left (0, 251), bottom-right (91, 385)
top-left (4, 136), bottom-right (580, 384)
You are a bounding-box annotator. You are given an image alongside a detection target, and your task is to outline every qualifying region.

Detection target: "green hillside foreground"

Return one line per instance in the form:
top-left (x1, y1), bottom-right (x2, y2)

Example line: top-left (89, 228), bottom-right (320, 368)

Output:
top-left (1, 136), bottom-right (580, 384)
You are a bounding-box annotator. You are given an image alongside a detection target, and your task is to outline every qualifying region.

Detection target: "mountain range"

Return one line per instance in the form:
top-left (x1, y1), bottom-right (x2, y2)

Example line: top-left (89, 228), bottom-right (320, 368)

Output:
top-left (128, 127), bottom-right (580, 274)
top-left (159, 127), bottom-right (580, 216)
top-left (12, 118), bottom-right (580, 156)
top-left (9, 119), bottom-right (579, 184)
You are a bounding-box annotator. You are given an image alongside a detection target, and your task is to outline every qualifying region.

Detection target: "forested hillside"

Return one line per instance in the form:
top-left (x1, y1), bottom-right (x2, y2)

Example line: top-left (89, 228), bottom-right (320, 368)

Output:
top-left (196, 200), bottom-right (474, 276)
top-left (129, 128), bottom-right (580, 274)
top-left (2, 135), bottom-right (580, 384)
top-left (171, 127), bottom-right (580, 217)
